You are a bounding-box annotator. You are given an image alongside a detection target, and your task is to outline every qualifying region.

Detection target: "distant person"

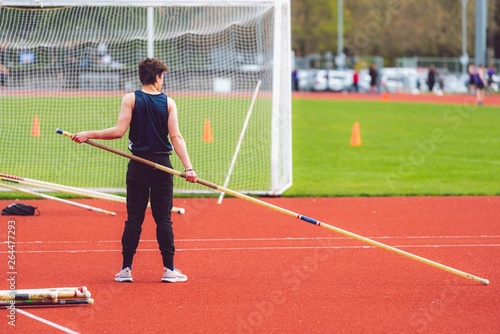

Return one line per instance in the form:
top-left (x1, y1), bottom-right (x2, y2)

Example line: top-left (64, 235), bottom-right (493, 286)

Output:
top-left (368, 63), bottom-right (378, 94)
top-left (486, 63), bottom-right (496, 95)
top-left (468, 62), bottom-right (477, 95)
top-left (291, 68), bottom-right (299, 91)
top-left (438, 74), bottom-right (445, 93)
top-left (0, 41), bottom-right (8, 88)
top-left (352, 70), bottom-right (359, 92)
top-left (475, 64), bottom-right (487, 105)
top-left (427, 64), bottom-right (436, 92)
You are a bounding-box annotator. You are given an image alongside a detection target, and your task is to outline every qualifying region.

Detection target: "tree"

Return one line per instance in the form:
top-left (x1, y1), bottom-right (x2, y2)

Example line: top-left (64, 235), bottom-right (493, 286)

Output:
top-left (291, 0), bottom-right (500, 65)
top-left (489, 0), bottom-right (500, 62)
top-left (291, 0), bottom-right (344, 56)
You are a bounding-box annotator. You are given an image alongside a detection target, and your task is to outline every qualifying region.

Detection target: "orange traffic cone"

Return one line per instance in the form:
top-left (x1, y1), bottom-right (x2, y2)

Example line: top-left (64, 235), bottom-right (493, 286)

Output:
top-left (202, 119), bottom-right (213, 143)
top-left (350, 122), bottom-right (362, 147)
top-left (382, 91), bottom-right (389, 102)
top-left (31, 115), bottom-right (41, 137)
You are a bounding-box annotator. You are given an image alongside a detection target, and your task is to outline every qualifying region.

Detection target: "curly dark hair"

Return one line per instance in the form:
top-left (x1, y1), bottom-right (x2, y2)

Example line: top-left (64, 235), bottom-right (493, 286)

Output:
top-left (138, 58), bottom-right (168, 85)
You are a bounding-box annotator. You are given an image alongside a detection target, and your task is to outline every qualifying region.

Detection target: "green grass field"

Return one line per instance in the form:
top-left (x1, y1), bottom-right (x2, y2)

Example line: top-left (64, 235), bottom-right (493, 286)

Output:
top-left (0, 95), bottom-right (273, 194)
top-left (286, 99), bottom-right (500, 196)
top-left (1, 96), bottom-right (499, 198)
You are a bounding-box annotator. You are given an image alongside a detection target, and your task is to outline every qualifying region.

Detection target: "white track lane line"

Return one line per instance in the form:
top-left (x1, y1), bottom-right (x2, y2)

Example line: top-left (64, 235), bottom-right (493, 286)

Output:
top-left (16, 309), bottom-right (79, 334)
top-left (7, 235), bottom-right (500, 245)
top-left (1, 243), bottom-right (499, 254)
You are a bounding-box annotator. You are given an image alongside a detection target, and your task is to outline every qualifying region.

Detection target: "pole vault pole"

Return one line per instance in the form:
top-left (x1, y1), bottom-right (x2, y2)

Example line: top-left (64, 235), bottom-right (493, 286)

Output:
top-left (0, 173), bottom-right (185, 214)
top-left (56, 129), bottom-right (489, 285)
top-left (0, 182), bottom-right (116, 216)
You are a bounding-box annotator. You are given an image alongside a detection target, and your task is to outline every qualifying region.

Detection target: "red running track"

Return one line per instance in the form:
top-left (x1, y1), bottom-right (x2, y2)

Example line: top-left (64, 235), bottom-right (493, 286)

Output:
top-left (0, 196), bottom-right (498, 333)
top-left (293, 91), bottom-right (500, 106)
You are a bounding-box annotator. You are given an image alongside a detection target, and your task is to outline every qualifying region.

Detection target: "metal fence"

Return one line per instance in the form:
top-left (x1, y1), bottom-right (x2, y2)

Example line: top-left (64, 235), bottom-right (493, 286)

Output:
top-left (396, 56), bottom-right (500, 75)
top-left (294, 53), bottom-right (499, 94)
top-left (295, 53), bottom-right (499, 74)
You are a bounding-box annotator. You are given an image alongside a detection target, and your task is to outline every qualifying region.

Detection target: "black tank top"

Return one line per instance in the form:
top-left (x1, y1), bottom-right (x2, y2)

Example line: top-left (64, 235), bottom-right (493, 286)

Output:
top-left (128, 90), bottom-right (172, 154)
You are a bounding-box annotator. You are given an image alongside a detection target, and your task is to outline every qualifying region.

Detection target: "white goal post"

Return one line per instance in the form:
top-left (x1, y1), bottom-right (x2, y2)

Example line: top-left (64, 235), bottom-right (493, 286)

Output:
top-left (0, 0), bottom-right (292, 195)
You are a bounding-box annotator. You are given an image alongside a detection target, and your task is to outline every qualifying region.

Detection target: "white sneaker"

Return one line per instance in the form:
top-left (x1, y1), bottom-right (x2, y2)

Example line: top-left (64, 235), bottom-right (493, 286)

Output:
top-left (115, 267), bottom-right (133, 282)
top-left (161, 267), bottom-right (188, 283)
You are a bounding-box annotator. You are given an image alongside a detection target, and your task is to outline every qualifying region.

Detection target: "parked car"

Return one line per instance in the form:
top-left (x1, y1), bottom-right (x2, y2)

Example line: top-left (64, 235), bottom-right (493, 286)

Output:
top-left (416, 68), bottom-right (429, 92)
top-left (488, 73), bottom-right (499, 92)
top-left (415, 67), bottom-right (451, 94)
top-left (297, 69), bottom-right (318, 91)
top-left (311, 69), bottom-right (354, 92)
top-left (379, 68), bottom-right (405, 93)
top-left (442, 73), bottom-right (468, 94)
top-left (311, 70), bottom-right (329, 91)
top-left (356, 68), bottom-right (371, 92)
top-left (379, 67), bottom-right (420, 93)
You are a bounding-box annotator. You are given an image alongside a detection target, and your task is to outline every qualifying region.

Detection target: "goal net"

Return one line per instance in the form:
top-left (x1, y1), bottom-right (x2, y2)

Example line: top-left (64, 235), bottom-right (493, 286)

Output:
top-left (0, 0), bottom-right (292, 195)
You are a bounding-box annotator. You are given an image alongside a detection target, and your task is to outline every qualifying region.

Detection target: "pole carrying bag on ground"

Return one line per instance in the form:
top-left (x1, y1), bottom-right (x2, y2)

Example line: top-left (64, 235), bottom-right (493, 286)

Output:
top-left (1, 203), bottom-right (40, 216)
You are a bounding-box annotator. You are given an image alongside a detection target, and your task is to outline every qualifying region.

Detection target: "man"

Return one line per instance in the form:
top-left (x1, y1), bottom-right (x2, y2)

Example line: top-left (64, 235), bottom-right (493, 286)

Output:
top-left (352, 70), bottom-right (359, 92)
top-left (427, 64), bottom-right (436, 92)
top-left (486, 63), bottom-right (496, 95)
top-left (71, 58), bottom-right (197, 283)
top-left (368, 63), bottom-right (378, 94)
top-left (475, 64), bottom-right (487, 105)
top-left (468, 62), bottom-right (476, 95)
top-left (291, 68), bottom-right (299, 91)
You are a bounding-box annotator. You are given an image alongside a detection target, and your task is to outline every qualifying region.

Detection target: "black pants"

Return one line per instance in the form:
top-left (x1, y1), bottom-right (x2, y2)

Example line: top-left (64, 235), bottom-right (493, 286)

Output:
top-left (122, 154), bottom-right (174, 269)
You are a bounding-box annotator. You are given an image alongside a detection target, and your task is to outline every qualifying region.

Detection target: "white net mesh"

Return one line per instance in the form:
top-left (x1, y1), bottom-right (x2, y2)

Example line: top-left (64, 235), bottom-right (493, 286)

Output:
top-left (0, 2), bottom-right (291, 195)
